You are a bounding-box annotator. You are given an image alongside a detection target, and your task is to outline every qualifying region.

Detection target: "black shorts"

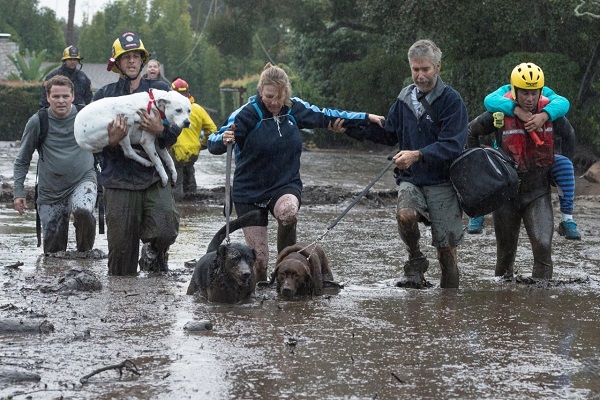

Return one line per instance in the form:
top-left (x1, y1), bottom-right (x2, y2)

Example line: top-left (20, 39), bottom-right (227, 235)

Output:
top-left (234, 187), bottom-right (301, 226)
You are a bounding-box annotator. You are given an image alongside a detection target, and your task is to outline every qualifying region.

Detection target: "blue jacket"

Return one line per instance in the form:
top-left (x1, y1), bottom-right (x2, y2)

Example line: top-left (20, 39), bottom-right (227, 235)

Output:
top-left (345, 77), bottom-right (468, 186)
top-left (484, 84), bottom-right (569, 121)
top-left (93, 77), bottom-right (181, 190)
top-left (208, 94), bottom-right (368, 203)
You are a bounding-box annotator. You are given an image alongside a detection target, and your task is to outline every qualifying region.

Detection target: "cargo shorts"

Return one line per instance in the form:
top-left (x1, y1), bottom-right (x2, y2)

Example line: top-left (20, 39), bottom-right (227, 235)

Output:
top-left (397, 181), bottom-right (464, 248)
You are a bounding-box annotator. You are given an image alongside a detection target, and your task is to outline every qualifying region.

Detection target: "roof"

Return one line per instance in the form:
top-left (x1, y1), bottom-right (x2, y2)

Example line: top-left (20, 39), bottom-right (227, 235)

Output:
top-left (41, 62), bottom-right (166, 91)
top-left (41, 62), bottom-right (118, 91)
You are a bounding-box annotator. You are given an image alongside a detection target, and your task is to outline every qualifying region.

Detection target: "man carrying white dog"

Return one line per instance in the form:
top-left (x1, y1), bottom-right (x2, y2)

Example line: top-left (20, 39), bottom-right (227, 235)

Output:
top-left (93, 31), bottom-right (181, 275)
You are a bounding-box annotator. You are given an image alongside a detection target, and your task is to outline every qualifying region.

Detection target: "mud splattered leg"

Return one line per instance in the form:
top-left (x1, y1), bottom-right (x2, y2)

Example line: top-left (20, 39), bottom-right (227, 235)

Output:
top-left (273, 194), bottom-right (299, 253)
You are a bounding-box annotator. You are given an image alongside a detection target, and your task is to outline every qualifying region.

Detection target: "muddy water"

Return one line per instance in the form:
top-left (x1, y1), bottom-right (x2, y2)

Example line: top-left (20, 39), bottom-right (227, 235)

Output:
top-left (2, 142), bottom-right (600, 399)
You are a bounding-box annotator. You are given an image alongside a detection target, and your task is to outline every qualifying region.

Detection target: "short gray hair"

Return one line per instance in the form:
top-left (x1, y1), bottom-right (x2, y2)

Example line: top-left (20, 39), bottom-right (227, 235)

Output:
top-left (408, 39), bottom-right (442, 66)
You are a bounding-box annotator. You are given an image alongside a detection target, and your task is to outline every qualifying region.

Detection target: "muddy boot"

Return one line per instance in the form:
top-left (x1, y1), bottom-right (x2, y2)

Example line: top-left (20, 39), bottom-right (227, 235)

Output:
top-left (277, 221), bottom-right (297, 253)
top-left (139, 243), bottom-right (169, 273)
top-left (531, 261), bottom-right (553, 280)
top-left (396, 256), bottom-right (429, 289)
top-left (438, 248), bottom-right (459, 289)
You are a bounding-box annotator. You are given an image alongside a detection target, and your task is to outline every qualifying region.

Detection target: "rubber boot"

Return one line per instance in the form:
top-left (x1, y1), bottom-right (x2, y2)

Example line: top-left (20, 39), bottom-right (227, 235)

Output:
top-left (396, 256), bottom-right (429, 289)
top-left (277, 220), bottom-right (297, 253)
top-left (438, 247), bottom-right (459, 288)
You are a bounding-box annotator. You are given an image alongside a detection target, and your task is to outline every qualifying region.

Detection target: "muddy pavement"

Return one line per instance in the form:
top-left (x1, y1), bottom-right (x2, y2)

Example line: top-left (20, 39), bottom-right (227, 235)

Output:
top-left (1, 146), bottom-right (600, 399)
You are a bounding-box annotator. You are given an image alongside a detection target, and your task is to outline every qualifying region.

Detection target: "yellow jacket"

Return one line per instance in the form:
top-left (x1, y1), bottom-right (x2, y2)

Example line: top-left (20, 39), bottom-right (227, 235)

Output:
top-left (170, 102), bottom-right (217, 163)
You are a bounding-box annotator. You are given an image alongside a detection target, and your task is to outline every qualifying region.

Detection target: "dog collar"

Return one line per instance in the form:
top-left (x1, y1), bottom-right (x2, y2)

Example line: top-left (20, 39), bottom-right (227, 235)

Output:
top-left (147, 89), bottom-right (168, 122)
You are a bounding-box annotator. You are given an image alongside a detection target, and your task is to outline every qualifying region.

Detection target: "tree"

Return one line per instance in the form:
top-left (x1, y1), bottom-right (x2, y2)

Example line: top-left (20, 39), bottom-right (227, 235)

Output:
top-left (0, 0), bottom-right (65, 57)
top-left (67, 0), bottom-right (76, 45)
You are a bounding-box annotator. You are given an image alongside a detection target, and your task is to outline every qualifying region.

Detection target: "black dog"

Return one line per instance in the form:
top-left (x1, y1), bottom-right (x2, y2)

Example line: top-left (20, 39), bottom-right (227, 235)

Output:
top-left (186, 211), bottom-right (264, 303)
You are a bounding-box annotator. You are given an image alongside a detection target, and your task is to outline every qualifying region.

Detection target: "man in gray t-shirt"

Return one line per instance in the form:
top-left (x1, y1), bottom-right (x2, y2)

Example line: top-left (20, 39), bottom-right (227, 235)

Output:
top-left (13, 75), bottom-right (97, 254)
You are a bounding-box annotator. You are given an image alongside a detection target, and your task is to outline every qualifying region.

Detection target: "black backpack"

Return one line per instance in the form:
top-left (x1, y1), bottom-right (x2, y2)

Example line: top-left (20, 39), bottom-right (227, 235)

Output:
top-left (449, 147), bottom-right (519, 217)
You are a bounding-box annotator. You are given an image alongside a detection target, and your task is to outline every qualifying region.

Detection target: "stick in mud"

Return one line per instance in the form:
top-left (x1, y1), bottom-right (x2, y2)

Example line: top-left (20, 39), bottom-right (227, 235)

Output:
top-left (80, 359), bottom-right (141, 384)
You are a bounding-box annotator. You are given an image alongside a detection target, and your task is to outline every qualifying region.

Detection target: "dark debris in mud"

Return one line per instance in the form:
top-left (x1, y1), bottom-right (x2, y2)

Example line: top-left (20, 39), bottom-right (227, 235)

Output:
top-left (506, 275), bottom-right (591, 287)
top-left (44, 249), bottom-right (107, 259)
top-left (38, 268), bottom-right (102, 294)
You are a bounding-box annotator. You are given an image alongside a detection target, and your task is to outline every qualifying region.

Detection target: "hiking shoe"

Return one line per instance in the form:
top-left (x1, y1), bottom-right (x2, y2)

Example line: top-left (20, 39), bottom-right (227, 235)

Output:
top-left (467, 216), bottom-right (484, 234)
top-left (558, 220), bottom-right (581, 240)
top-left (396, 257), bottom-right (430, 289)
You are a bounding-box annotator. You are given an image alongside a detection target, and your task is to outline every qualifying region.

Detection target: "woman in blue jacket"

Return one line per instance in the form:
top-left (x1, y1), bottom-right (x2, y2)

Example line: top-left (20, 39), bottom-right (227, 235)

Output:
top-left (208, 63), bottom-right (381, 281)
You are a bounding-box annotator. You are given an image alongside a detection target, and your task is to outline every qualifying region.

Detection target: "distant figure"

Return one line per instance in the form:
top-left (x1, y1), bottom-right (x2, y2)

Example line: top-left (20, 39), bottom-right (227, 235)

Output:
top-left (169, 78), bottom-right (217, 200)
top-left (143, 59), bottom-right (170, 85)
top-left (40, 46), bottom-right (93, 110)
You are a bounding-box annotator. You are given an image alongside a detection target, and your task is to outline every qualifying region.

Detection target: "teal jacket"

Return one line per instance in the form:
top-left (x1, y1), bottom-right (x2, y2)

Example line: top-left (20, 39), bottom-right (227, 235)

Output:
top-left (484, 84), bottom-right (569, 121)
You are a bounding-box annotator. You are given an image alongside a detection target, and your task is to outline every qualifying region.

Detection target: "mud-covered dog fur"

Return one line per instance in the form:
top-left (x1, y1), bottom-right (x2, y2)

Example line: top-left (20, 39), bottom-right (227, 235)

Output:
top-left (272, 242), bottom-right (333, 297)
top-left (186, 211), bottom-right (265, 303)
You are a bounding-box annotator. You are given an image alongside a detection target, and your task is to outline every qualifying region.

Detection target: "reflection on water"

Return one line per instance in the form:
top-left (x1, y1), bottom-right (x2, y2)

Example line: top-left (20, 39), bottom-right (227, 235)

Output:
top-left (1, 141), bottom-right (600, 399)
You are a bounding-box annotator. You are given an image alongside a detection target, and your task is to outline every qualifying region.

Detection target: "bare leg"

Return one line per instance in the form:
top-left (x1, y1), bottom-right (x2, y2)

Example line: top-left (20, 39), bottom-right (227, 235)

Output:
top-left (396, 207), bottom-right (428, 288)
top-left (437, 246), bottom-right (459, 288)
top-left (273, 194), bottom-right (299, 253)
top-left (243, 225), bottom-right (269, 281)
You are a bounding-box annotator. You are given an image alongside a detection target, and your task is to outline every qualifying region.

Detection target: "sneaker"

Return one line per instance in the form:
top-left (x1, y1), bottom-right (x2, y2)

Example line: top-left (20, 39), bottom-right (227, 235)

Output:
top-left (558, 220), bottom-right (581, 240)
top-left (467, 216), bottom-right (484, 234)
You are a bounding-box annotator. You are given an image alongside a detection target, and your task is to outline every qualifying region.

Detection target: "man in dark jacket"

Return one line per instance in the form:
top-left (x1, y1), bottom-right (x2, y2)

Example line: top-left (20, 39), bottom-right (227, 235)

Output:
top-left (40, 46), bottom-right (93, 110)
top-left (94, 31), bottom-right (181, 276)
top-left (342, 39), bottom-right (468, 289)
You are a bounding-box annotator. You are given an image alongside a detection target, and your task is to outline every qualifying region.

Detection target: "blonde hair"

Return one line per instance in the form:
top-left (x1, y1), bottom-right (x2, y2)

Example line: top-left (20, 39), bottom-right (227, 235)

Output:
top-left (257, 62), bottom-right (292, 107)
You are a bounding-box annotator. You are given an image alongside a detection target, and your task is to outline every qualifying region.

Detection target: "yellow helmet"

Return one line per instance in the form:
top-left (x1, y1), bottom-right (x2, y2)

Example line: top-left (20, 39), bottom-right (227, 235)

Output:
top-left (61, 46), bottom-right (81, 61)
top-left (107, 31), bottom-right (150, 73)
top-left (510, 62), bottom-right (544, 99)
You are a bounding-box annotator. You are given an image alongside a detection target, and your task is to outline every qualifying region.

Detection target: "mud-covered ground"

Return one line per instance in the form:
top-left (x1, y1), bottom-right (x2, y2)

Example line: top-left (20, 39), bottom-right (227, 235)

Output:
top-left (2, 144), bottom-right (600, 399)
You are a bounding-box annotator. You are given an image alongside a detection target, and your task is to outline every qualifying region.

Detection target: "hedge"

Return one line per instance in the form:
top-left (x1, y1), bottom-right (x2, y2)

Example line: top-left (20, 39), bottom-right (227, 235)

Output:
top-left (0, 81), bottom-right (40, 141)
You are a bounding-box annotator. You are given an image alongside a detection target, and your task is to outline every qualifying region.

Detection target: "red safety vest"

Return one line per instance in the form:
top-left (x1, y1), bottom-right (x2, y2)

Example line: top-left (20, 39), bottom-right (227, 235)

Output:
top-left (500, 93), bottom-right (554, 172)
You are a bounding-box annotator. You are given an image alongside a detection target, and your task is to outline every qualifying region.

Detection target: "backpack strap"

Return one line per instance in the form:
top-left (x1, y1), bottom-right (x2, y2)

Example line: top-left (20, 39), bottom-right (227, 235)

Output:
top-left (37, 108), bottom-right (49, 162)
top-left (34, 108), bottom-right (49, 247)
top-left (417, 92), bottom-right (439, 126)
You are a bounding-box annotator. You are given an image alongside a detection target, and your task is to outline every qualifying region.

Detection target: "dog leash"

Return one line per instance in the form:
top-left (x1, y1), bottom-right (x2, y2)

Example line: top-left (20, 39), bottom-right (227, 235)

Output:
top-left (224, 143), bottom-right (233, 243)
top-left (313, 148), bottom-right (399, 245)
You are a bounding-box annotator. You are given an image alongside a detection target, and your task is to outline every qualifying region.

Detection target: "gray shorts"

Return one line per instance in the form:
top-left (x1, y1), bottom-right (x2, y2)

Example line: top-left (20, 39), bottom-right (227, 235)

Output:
top-left (397, 181), bottom-right (464, 248)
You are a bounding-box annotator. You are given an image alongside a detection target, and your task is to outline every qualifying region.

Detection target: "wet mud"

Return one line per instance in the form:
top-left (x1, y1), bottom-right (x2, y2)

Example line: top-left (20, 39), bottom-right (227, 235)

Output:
top-left (1, 144), bottom-right (600, 399)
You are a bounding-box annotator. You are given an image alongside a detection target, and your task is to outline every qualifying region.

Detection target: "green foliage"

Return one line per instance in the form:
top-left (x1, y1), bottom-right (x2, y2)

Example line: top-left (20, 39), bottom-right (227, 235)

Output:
top-left (7, 49), bottom-right (59, 81)
top-left (0, 83), bottom-right (39, 141)
top-left (0, 0), bottom-right (66, 57)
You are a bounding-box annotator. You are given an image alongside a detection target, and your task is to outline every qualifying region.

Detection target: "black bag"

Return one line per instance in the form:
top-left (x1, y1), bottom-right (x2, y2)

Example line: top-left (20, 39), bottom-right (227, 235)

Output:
top-left (449, 147), bottom-right (519, 217)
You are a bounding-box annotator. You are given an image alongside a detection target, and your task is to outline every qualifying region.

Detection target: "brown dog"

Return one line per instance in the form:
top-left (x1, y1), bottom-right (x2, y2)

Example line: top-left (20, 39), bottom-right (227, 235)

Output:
top-left (272, 242), bottom-right (333, 298)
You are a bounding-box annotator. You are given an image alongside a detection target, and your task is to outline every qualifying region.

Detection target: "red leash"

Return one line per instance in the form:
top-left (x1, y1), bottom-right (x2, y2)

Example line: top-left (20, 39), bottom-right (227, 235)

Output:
top-left (147, 89), bottom-right (167, 120)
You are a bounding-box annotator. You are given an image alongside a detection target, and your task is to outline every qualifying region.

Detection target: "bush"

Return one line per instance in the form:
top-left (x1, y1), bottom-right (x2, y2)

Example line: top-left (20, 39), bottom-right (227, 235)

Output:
top-left (0, 82), bottom-right (40, 141)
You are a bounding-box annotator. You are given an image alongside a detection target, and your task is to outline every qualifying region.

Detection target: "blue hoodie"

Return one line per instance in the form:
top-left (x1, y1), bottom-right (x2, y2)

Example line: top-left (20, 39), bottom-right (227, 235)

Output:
top-left (208, 94), bottom-right (368, 203)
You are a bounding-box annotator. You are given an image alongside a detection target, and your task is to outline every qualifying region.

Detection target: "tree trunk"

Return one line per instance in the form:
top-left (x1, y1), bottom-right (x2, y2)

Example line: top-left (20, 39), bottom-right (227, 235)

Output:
top-left (577, 39), bottom-right (600, 110)
top-left (67, 0), bottom-right (76, 45)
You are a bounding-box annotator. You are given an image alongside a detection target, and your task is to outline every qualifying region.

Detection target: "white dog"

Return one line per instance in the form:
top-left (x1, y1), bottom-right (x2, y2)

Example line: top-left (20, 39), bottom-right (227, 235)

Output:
top-left (74, 89), bottom-right (191, 186)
